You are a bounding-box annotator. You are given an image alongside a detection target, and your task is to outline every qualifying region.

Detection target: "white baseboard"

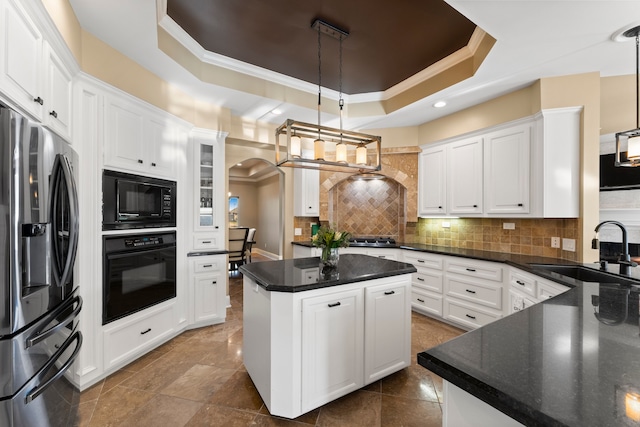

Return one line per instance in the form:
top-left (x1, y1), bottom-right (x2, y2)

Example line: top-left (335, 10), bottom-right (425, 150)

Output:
top-left (253, 248), bottom-right (281, 260)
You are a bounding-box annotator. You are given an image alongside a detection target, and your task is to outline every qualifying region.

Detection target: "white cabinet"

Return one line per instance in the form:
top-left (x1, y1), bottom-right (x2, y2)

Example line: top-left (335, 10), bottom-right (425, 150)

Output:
top-left (484, 123), bottom-right (531, 215)
top-left (189, 255), bottom-right (226, 327)
top-left (508, 268), bottom-right (570, 314)
top-left (448, 136), bottom-right (483, 215)
top-left (292, 245), bottom-right (320, 258)
top-left (190, 128), bottom-right (227, 251)
top-left (43, 42), bottom-right (73, 140)
top-left (0, 0), bottom-right (43, 119)
top-left (404, 251), bottom-right (444, 317)
top-left (104, 95), bottom-right (177, 178)
top-left (418, 145), bottom-right (446, 216)
top-left (364, 281), bottom-right (411, 383)
top-left (301, 288), bottom-right (364, 412)
top-left (294, 168), bottom-right (319, 217)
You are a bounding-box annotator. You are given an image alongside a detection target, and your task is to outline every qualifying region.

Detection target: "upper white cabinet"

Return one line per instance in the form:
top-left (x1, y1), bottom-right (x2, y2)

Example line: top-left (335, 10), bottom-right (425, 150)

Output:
top-left (190, 128), bottom-right (227, 251)
top-left (484, 123), bottom-right (531, 215)
top-left (418, 108), bottom-right (580, 218)
top-left (0, 0), bottom-right (75, 140)
top-left (294, 168), bottom-right (320, 217)
top-left (418, 145), bottom-right (446, 216)
top-left (448, 136), bottom-right (483, 215)
top-left (104, 95), bottom-right (177, 178)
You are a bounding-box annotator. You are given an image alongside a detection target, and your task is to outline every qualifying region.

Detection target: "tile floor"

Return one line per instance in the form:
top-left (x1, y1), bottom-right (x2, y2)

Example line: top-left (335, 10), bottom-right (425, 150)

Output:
top-left (75, 257), bottom-right (464, 426)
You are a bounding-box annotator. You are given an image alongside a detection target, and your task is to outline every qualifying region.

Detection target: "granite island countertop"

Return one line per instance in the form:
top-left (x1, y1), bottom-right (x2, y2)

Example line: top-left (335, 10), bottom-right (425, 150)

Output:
top-left (239, 253), bottom-right (416, 292)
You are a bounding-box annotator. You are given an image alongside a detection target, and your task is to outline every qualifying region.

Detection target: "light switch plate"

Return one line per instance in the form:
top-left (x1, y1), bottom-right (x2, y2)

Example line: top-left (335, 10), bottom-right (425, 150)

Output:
top-left (503, 222), bottom-right (515, 230)
top-left (562, 238), bottom-right (576, 252)
top-left (551, 237), bottom-right (560, 248)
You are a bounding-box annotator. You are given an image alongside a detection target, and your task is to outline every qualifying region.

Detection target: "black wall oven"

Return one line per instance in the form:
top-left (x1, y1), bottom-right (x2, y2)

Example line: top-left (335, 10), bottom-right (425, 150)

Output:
top-left (102, 170), bottom-right (176, 230)
top-left (103, 231), bottom-right (176, 325)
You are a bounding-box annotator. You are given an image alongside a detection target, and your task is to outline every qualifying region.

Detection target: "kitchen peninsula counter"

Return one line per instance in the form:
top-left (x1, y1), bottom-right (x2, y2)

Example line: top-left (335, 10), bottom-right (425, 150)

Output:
top-left (239, 254), bottom-right (416, 419)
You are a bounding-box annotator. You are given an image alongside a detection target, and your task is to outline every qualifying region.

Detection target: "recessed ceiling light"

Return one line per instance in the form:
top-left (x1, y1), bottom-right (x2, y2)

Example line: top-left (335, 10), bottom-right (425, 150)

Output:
top-left (433, 101), bottom-right (447, 108)
top-left (236, 163), bottom-right (242, 166)
top-left (271, 108), bottom-right (282, 115)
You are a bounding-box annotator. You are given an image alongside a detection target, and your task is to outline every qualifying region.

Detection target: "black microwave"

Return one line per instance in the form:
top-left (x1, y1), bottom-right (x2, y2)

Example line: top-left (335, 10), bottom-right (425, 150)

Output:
top-left (102, 170), bottom-right (176, 230)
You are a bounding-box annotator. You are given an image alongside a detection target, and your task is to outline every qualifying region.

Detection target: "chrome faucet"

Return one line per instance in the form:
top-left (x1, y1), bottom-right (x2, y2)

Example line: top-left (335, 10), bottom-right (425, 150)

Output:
top-left (593, 220), bottom-right (637, 274)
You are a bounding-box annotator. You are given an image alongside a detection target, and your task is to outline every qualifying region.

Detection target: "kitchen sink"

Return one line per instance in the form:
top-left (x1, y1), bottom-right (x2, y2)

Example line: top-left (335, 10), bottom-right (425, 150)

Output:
top-left (530, 264), bottom-right (640, 285)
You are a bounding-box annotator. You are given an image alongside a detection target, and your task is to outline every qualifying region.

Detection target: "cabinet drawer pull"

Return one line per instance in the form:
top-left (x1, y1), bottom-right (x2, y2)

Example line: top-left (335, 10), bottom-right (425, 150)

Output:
top-left (33, 96), bottom-right (43, 105)
top-left (151, 162), bottom-right (157, 167)
top-left (516, 280), bottom-right (525, 286)
top-left (202, 240), bottom-right (211, 244)
top-left (517, 203), bottom-right (523, 207)
top-left (203, 264), bottom-right (212, 268)
top-left (465, 314), bottom-right (476, 320)
top-left (438, 206), bottom-right (442, 209)
top-left (211, 281), bottom-right (217, 284)
top-left (384, 291), bottom-right (395, 295)
top-left (49, 110), bottom-right (57, 118)
top-left (137, 159), bottom-right (143, 164)
top-left (215, 226), bottom-right (219, 229)
top-left (417, 298), bottom-right (425, 303)
top-left (140, 328), bottom-right (152, 335)
top-left (465, 289), bottom-right (476, 294)
top-left (417, 259), bottom-right (425, 263)
top-left (473, 204), bottom-right (478, 208)
top-left (417, 277), bottom-right (425, 282)
top-left (328, 302), bottom-right (341, 308)
top-left (466, 268), bottom-right (476, 272)
top-left (378, 256), bottom-right (386, 259)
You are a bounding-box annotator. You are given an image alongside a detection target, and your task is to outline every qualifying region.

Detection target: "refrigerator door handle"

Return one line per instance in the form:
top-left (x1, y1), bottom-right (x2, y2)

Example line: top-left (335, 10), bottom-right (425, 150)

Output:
top-left (25, 295), bottom-right (82, 349)
top-left (24, 330), bottom-right (82, 404)
top-left (50, 154), bottom-right (79, 287)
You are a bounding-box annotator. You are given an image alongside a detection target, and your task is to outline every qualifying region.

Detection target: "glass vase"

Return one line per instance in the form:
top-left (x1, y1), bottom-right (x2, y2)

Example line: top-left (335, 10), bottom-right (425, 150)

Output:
top-left (320, 247), bottom-right (339, 268)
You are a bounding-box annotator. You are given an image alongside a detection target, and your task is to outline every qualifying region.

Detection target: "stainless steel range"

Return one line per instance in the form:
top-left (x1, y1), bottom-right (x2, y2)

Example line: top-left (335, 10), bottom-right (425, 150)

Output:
top-left (348, 237), bottom-right (397, 247)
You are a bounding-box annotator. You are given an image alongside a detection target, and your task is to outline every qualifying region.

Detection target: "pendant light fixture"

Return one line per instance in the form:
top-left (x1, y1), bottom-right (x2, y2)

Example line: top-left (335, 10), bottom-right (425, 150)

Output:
top-left (615, 25), bottom-right (640, 167)
top-left (275, 19), bottom-right (381, 173)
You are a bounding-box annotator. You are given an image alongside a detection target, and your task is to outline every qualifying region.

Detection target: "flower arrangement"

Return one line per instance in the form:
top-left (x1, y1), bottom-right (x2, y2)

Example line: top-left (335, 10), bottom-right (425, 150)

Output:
top-left (311, 225), bottom-right (351, 266)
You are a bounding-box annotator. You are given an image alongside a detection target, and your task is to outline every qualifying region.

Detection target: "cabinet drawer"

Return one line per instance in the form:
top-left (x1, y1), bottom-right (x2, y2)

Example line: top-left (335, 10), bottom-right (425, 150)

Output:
top-left (444, 299), bottom-right (501, 329)
top-left (193, 235), bottom-right (220, 251)
top-left (194, 256), bottom-right (223, 273)
top-left (445, 276), bottom-right (502, 310)
top-left (537, 279), bottom-right (570, 301)
top-left (411, 290), bottom-right (442, 317)
top-left (446, 258), bottom-right (503, 282)
top-left (412, 267), bottom-right (443, 293)
top-left (510, 270), bottom-right (536, 297)
top-left (404, 251), bottom-right (443, 270)
top-left (103, 303), bottom-right (175, 368)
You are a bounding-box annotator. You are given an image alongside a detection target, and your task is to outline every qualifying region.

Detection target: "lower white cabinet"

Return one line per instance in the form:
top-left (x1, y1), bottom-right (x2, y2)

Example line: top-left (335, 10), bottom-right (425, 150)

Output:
top-left (244, 274), bottom-right (412, 419)
top-left (103, 302), bottom-right (176, 370)
top-left (301, 288), bottom-right (364, 413)
top-left (444, 298), bottom-right (502, 329)
top-left (189, 254), bottom-right (227, 327)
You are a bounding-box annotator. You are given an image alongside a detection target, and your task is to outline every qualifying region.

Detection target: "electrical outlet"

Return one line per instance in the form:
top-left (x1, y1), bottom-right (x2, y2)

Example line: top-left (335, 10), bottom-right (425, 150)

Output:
top-left (442, 221), bottom-right (450, 229)
top-left (503, 222), bottom-right (515, 230)
top-left (294, 228), bottom-right (302, 236)
top-left (562, 238), bottom-right (576, 252)
top-left (551, 237), bottom-right (560, 248)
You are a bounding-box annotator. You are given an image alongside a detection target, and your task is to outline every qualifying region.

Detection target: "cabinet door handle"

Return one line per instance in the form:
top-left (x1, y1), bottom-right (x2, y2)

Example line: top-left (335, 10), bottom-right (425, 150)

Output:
top-left (417, 277), bottom-right (425, 282)
top-left (516, 280), bottom-right (525, 286)
top-left (384, 290), bottom-right (395, 295)
top-left (215, 226), bottom-right (219, 229)
top-left (211, 281), bottom-right (217, 284)
top-left (308, 206), bottom-right (312, 209)
top-left (473, 204), bottom-right (478, 208)
top-left (438, 206), bottom-right (442, 209)
top-left (417, 298), bottom-right (425, 303)
top-left (465, 314), bottom-right (476, 320)
top-left (137, 159), bottom-right (144, 164)
top-left (151, 162), bottom-right (157, 167)
top-left (466, 268), bottom-right (476, 272)
top-left (140, 328), bottom-right (152, 335)
top-left (378, 256), bottom-right (386, 259)
top-left (33, 96), bottom-right (43, 105)
top-left (49, 110), bottom-right (58, 118)
top-left (328, 302), bottom-right (341, 308)
top-left (465, 289), bottom-right (476, 294)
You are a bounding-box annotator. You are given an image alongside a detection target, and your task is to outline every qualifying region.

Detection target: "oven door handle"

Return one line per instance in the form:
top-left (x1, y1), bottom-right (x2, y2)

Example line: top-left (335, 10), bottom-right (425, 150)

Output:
top-left (25, 295), bottom-right (82, 349)
top-left (25, 330), bottom-right (82, 403)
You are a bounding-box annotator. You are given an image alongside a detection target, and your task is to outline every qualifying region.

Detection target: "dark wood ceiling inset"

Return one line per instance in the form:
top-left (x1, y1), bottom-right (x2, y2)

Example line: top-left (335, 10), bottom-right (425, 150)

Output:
top-left (167, 0), bottom-right (477, 94)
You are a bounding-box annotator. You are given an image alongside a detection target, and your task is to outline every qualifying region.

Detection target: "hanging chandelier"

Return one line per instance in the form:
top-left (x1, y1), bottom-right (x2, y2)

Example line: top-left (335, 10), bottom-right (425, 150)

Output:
top-left (275, 19), bottom-right (382, 173)
top-left (616, 25), bottom-right (640, 167)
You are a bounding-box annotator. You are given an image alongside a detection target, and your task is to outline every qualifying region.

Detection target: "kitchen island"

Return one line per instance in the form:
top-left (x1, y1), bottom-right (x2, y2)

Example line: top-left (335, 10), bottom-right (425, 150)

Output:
top-left (239, 254), bottom-right (416, 418)
top-left (419, 271), bottom-right (640, 426)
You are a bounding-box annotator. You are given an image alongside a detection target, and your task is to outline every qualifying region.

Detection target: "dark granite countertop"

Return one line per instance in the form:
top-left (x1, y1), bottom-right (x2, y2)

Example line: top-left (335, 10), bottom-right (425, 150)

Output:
top-left (238, 253), bottom-right (416, 292)
top-left (419, 271), bottom-right (640, 426)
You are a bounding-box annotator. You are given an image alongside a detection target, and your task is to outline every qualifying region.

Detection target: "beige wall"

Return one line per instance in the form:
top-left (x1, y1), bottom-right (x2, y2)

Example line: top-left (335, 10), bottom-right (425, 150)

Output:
top-left (42, 0), bottom-right (82, 61)
top-left (256, 174), bottom-right (282, 256)
top-left (601, 75), bottom-right (637, 135)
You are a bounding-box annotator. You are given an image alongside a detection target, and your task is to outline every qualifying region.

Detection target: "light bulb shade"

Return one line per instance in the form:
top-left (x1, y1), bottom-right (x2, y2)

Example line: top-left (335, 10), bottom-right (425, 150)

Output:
top-left (356, 144), bottom-right (367, 165)
top-left (336, 143), bottom-right (347, 163)
top-left (615, 129), bottom-right (640, 167)
top-left (290, 135), bottom-right (302, 158)
top-left (627, 392), bottom-right (640, 421)
top-left (314, 138), bottom-right (325, 160)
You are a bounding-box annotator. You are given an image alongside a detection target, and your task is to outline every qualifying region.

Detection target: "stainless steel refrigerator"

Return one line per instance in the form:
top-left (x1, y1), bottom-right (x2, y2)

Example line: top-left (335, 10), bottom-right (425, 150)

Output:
top-left (0, 105), bottom-right (82, 426)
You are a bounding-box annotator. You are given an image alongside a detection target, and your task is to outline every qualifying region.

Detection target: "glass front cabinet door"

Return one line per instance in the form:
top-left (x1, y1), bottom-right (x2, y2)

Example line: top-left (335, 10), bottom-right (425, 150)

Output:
top-left (191, 128), bottom-right (227, 251)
